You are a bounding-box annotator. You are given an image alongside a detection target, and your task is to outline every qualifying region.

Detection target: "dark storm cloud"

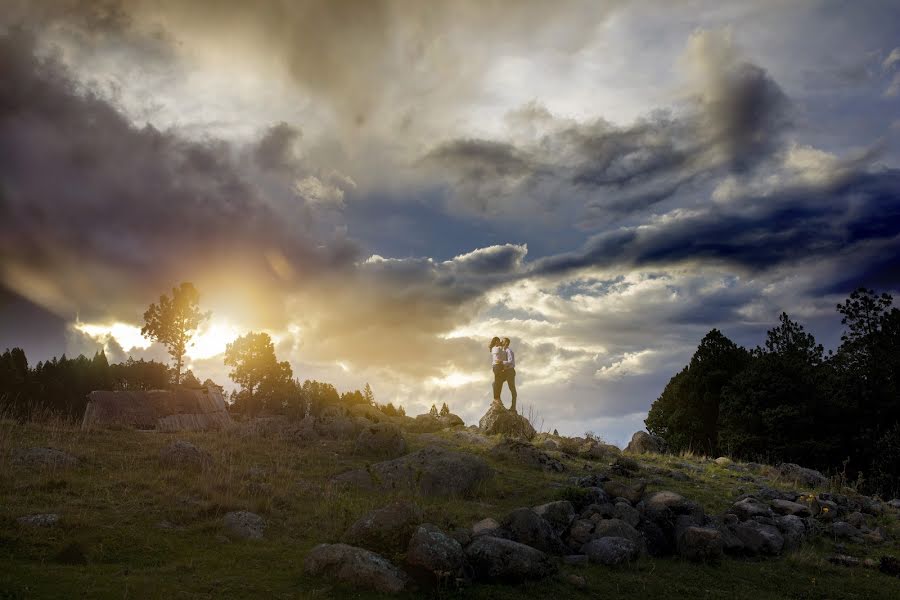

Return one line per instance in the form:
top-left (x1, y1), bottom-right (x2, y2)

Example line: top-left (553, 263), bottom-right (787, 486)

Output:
top-left (0, 31), bottom-right (356, 319)
top-left (424, 32), bottom-right (792, 222)
top-left (255, 122), bottom-right (302, 171)
top-left (530, 169), bottom-right (900, 285)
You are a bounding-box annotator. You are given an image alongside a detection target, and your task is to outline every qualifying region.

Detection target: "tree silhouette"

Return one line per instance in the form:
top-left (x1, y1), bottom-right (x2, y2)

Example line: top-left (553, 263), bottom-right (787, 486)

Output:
top-left (141, 282), bottom-right (210, 385)
top-left (363, 383), bottom-right (375, 405)
top-left (429, 404), bottom-right (438, 417)
top-left (224, 331), bottom-right (292, 416)
top-left (439, 402), bottom-right (450, 417)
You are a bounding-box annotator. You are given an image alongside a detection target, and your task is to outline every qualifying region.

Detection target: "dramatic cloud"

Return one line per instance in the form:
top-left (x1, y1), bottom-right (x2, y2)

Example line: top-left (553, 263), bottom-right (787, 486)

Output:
top-left (1, 3), bottom-right (899, 444)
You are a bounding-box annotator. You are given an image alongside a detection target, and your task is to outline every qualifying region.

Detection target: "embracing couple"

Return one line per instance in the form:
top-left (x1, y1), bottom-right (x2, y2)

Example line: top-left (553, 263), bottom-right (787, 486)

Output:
top-left (489, 337), bottom-right (517, 413)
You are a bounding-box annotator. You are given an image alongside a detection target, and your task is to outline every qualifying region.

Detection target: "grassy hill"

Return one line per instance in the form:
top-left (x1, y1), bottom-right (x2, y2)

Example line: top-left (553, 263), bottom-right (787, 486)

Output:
top-left (1, 418), bottom-right (899, 599)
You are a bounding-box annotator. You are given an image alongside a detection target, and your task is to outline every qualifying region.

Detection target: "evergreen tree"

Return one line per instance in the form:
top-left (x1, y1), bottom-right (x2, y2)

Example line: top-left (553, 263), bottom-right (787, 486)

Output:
top-left (439, 402), bottom-right (450, 417)
top-left (429, 404), bottom-right (438, 417)
top-left (363, 383), bottom-right (375, 405)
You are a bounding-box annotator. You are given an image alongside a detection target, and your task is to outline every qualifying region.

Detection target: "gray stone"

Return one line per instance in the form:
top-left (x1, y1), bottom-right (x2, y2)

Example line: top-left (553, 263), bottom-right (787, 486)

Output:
top-left (567, 519), bottom-right (596, 549)
top-left (581, 536), bottom-right (639, 565)
top-left (887, 499), bottom-right (900, 510)
top-left (602, 480), bottom-right (645, 505)
top-left (354, 422), bottom-right (407, 458)
top-left (714, 457), bottom-right (732, 466)
top-left (332, 446), bottom-right (493, 497)
top-left (562, 554), bottom-right (588, 567)
top-left (491, 439), bottom-right (565, 472)
top-left (406, 524), bottom-right (465, 585)
top-left (533, 501), bottom-right (576, 536)
top-left (778, 463), bottom-right (827, 488)
top-left (730, 497), bottom-right (773, 521)
top-left (830, 521), bottom-right (862, 540)
top-left (12, 447), bottom-right (78, 470)
top-left (304, 543), bottom-right (409, 593)
top-left (159, 440), bottom-right (212, 468)
top-left (732, 520), bottom-right (784, 555)
top-left (776, 515), bottom-right (806, 551)
top-left (478, 403), bottom-right (536, 440)
top-left (624, 431), bottom-right (666, 454)
top-left (592, 518), bottom-right (643, 546)
top-left (342, 501), bottom-right (423, 554)
top-left (613, 502), bottom-right (641, 527)
top-left (465, 536), bottom-right (557, 582)
top-left (677, 526), bottom-right (723, 562)
top-left (17, 513), bottom-right (60, 527)
top-left (771, 499), bottom-right (811, 518)
top-left (472, 518), bottom-right (501, 537)
top-left (223, 511), bottom-right (265, 540)
top-left (502, 507), bottom-right (567, 554)
top-left (846, 511), bottom-right (868, 529)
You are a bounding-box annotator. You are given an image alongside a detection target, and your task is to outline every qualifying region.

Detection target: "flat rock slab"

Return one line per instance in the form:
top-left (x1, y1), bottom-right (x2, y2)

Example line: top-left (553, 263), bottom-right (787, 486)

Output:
top-left (17, 513), bottom-right (60, 527)
top-left (12, 448), bottom-right (77, 469)
top-left (332, 446), bottom-right (493, 497)
top-left (305, 543), bottom-right (409, 594)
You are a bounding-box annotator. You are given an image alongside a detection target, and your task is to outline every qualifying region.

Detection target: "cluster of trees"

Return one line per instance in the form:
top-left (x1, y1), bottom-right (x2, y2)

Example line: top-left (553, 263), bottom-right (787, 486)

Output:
top-left (0, 349), bottom-right (174, 419)
top-left (646, 288), bottom-right (900, 496)
top-left (1, 281), bottom-right (412, 422)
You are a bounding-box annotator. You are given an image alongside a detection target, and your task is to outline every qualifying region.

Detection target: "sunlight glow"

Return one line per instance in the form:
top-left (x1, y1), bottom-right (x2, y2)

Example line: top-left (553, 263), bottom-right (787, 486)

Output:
top-left (75, 321), bottom-right (151, 351)
top-left (427, 371), bottom-right (486, 389)
top-left (186, 320), bottom-right (242, 360)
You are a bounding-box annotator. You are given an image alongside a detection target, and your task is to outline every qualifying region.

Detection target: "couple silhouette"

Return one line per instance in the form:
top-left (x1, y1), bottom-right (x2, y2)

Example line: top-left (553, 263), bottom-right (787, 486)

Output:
top-left (489, 337), bottom-right (517, 413)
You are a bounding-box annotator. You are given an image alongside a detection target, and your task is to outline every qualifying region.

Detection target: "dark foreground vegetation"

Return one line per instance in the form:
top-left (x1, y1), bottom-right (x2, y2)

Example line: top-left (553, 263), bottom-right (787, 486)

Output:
top-left (647, 288), bottom-right (900, 498)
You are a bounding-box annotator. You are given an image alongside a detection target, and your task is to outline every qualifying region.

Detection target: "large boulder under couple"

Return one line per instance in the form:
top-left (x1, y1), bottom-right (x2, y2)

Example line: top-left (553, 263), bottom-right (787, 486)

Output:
top-left (478, 402), bottom-right (536, 440)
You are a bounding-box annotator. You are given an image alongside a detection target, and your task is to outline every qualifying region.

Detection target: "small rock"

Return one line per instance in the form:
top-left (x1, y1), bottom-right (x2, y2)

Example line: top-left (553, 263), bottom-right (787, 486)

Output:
top-left (491, 439), bottom-right (565, 472)
top-left (342, 501), bottom-right (423, 554)
top-left (159, 440), bottom-right (212, 468)
top-left (223, 511), bottom-right (265, 540)
top-left (678, 526), bottom-right (723, 562)
top-left (602, 480), bottom-right (645, 505)
top-left (12, 447), bottom-right (78, 470)
top-left (613, 501), bottom-right (641, 527)
top-left (776, 515), bottom-right (806, 551)
top-left (730, 497), bottom-right (773, 521)
top-left (732, 520), bottom-right (784, 555)
top-left (771, 499), bottom-right (811, 518)
top-left (778, 463), bottom-right (827, 488)
top-left (562, 554), bottom-right (588, 567)
top-left (465, 536), bottom-right (557, 582)
top-left (354, 422), bottom-right (407, 458)
top-left (533, 501), bottom-right (576, 536)
top-left (406, 524), bottom-right (465, 586)
top-left (830, 521), bottom-right (862, 540)
top-left (17, 513), bottom-right (59, 527)
top-left (592, 518), bottom-right (643, 546)
top-left (472, 518), bottom-right (501, 536)
top-left (502, 507), bottom-right (567, 555)
top-left (581, 536), bottom-right (639, 565)
top-left (305, 543), bottom-right (409, 593)
top-left (563, 573), bottom-right (587, 588)
top-left (714, 457), bottom-right (732, 466)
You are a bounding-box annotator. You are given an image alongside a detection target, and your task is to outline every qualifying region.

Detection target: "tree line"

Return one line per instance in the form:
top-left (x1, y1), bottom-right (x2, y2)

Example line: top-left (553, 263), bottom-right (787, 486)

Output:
top-left (0, 282), bottom-right (423, 421)
top-left (646, 288), bottom-right (900, 497)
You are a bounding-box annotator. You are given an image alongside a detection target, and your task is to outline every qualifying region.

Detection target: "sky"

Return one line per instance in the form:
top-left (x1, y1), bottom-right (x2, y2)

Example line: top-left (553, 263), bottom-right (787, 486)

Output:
top-left (1, 1), bottom-right (899, 445)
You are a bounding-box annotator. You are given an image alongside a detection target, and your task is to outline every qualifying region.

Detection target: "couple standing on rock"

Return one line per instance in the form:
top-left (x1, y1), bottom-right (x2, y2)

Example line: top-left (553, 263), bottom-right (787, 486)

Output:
top-left (489, 337), bottom-right (517, 413)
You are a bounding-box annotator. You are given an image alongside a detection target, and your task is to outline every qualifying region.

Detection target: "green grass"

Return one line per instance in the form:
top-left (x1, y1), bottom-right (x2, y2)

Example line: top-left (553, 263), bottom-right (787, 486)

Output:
top-left (1, 421), bottom-right (899, 599)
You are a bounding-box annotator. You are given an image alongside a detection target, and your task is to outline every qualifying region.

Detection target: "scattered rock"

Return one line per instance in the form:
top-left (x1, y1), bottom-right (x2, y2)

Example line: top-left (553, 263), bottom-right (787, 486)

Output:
top-left (501, 507), bottom-right (567, 554)
top-left (678, 527), bottom-right (723, 562)
top-left (602, 480), bottom-right (645, 505)
top-left (778, 463), bottom-right (827, 488)
top-left (562, 554), bottom-right (588, 567)
top-left (17, 513), bottom-right (59, 527)
top-left (342, 501), bottom-right (423, 554)
top-left (533, 501), bottom-right (576, 536)
top-left (730, 497), bottom-right (773, 521)
top-left (332, 446), bottom-right (493, 497)
top-left (830, 521), bottom-right (862, 541)
top-left (771, 499), bottom-right (811, 518)
top-left (408, 413), bottom-right (466, 433)
top-left (624, 431), bottom-right (666, 454)
top-left (564, 573), bottom-right (587, 588)
top-left (304, 543), bottom-right (409, 593)
top-left (567, 519), bottom-right (596, 549)
top-left (491, 438), bottom-right (565, 472)
top-left (613, 502), bottom-right (641, 527)
top-left (159, 440), bottom-right (212, 468)
top-left (478, 402), bottom-right (536, 440)
top-left (223, 511), bottom-right (265, 540)
top-left (581, 536), bottom-right (639, 565)
top-left (776, 515), bottom-right (806, 551)
top-left (11, 447), bottom-right (78, 470)
top-left (354, 422), bottom-right (407, 458)
top-left (732, 520), bottom-right (784, 555)
top-left (609, 455), bottom-right (640, 475)
top-left (472, 518), bottom-right (501, 537)
top-left (592, 518), bottom-right (643, 547)
top-left (714, 457), bottom-right (732, 466)
top-left (406, 524), bottom-right (465, 586)
top-left (465, 536), bottom-right (557, 582)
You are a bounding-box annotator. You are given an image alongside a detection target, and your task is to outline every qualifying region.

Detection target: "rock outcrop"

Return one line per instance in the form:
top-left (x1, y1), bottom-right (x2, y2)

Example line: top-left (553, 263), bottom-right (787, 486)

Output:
top-left (624, 431), bottom-right (667, 454)
top-left (478, 402), bottom-right (536, 440)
